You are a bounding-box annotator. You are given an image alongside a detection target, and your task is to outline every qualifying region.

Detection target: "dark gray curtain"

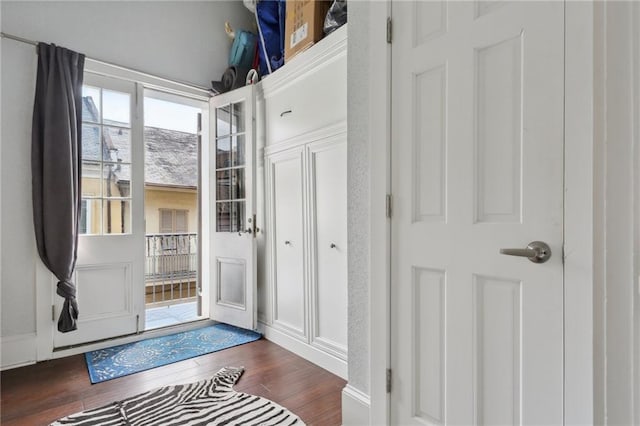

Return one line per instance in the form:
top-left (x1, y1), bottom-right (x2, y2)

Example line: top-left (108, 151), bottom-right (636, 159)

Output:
top-left (32, 42), bottom-right (85, 333)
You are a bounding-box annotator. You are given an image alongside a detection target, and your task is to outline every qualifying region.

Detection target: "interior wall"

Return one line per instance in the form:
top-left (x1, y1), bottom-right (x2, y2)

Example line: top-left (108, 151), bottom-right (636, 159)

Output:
top-left (0, 1), bottom-right (253, 345)
top-left (346, 0), bottom-right (371, 395)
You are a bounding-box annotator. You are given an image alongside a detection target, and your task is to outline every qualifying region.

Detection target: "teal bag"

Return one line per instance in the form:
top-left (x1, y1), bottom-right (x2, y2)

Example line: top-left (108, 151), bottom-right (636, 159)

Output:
top-left (229, 30), bottom-right (257, 69)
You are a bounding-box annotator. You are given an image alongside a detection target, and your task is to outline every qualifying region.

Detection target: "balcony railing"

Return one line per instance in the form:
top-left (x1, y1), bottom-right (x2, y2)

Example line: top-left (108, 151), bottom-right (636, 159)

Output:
top-left (145, 233), bottom-right (197, 306)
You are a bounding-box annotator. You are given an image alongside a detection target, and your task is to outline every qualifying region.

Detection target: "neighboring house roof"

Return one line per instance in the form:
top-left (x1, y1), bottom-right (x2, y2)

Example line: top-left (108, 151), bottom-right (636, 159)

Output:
top-left (81, 96), bottom-right (197, 189)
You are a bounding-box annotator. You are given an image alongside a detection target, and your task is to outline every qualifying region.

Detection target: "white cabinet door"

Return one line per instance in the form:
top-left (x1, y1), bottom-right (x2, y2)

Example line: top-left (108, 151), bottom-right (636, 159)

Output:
top-left (266, 147), bottom-right (307, 340)
top-left (391, 1), bottom-right (564, 425)
top-left (308, 138), bottom-right (347, 359)
top-left (209, 85), bottom-right (257, 331)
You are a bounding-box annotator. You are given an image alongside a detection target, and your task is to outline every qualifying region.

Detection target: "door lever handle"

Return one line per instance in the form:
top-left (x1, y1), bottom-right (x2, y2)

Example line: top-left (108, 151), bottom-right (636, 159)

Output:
top-left (500, 241), bottom-right (551, 263)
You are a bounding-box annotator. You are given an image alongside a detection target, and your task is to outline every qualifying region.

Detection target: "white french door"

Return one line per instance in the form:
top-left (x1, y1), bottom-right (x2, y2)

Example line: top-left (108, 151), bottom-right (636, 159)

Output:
top-left (54, 73), bottom-right (145, 348)
top-left (209, 85), bottom-right (257, 330)
top-left (391, 1), bottom-right (564, 424)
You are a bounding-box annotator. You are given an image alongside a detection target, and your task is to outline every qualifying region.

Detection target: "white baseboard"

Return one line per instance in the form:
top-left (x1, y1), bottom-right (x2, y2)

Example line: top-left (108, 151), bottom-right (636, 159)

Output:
top-left (258, 322), bottom-right (347, 379)
top-left (342, 384), bottom-right (371, 425)
top-left (1, 333), bottom-right (37, 371)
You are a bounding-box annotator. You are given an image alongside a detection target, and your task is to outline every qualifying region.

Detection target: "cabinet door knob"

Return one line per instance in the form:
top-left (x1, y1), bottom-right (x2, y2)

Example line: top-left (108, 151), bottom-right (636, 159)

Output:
top-left (284, 240), bottom-right (291, 245)
top-left (330, 243), bottom-right (337, 249)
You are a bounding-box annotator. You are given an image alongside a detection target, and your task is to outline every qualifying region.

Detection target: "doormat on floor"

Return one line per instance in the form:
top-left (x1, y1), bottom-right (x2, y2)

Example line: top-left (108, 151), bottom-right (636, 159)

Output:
top-left (84, 323), bottom-right (261, 384)
top-left (53, 367), bottom-right (305, 425)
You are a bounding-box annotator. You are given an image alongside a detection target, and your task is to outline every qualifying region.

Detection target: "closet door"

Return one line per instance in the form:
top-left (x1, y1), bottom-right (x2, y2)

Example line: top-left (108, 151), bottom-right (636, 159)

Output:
top-left (308, 137), bottom-right (347, 359)
top-left (266, 147), bottom-right (307, 340)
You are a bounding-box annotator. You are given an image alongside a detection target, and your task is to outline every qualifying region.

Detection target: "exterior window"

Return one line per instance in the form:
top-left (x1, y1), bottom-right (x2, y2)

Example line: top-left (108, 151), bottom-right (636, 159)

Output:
top-left (159, 209), bottom-right (189, 233)
top-left (80, 84), bottom-right (132, 234)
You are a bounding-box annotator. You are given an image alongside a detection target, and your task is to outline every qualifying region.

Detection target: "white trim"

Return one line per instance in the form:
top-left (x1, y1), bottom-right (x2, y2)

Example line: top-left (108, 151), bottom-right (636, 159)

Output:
top-left (263, 121), bottom-right (347, 157)
top-left (369, 1), bottom-right (392, 424)
top-left (1, 333), bottom-right (37, 371)
top-left (368, 1), bottom-right (595, 424)
top-left (564, 2), bottom-right (595, 424)
top-left (341, 385), bottom-right (371, 426)
top-left (258, 322), bottom-right (347, 380)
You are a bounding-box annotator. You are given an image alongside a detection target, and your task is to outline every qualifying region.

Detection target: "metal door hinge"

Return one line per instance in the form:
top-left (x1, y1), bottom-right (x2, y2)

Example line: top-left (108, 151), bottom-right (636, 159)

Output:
top-left (52, 305), bottom-right (56, 322)
top-left (386, 368), bottom-right (392, 393)
top-left (386, 194), bottom-right (393, 219)
top-left (136, 314), bottom-right (140, 334)
top-left (387, 17), bottom-right (393, 44)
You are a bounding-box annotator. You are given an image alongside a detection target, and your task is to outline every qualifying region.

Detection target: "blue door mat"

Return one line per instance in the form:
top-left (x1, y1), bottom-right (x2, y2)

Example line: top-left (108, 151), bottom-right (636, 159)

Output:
top-left (84, 323), bottom-right (261, 383)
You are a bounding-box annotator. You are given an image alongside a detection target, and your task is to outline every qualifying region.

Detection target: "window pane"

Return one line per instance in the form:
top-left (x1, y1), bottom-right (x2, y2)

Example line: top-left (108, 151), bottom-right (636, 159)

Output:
top-left (82, 161), bottom-right (102, 197)
top-left (82, 86), bottom-right (101, 123)
top-left (232, 102), bottom-right (245, 133)
top-left (232, 168), bottom-right (245, 199)
top-left (232, 135), bottom-right (245, 167)
top-left (216, 170), bottom-right (231, 201)
top-left (216, 137), bottom-right (231, 169)
top-left (232, 201), bottom-right (245, 233)
top-left (216, 202), bottom-right (231, 232)
top-left (103, 163), bottom-right (131, 198)
top-left (104, 126), bottom-right (131, 163)
top-left (82, 124), bottom-right (101, 161)
top-left (103, 199), bottom-right (131, 234)
top-left (216, 106), bottom-right (231, 137)
top-left (102, 89), bottom-right (130, 127)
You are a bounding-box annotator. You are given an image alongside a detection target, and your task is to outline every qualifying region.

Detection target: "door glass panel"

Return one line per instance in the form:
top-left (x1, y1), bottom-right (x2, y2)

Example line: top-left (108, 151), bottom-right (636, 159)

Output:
top-left (80, 198), bottom-right (102, 234)
top-left (232, 135), bottom-right (245, 166)
top-left (232, 201), bottom-right (245, 232)
top-left (102, 163), bottom-right (131, 198)
top-left (82, 124), bottom-right (101, 161)
top-left (217, 202), bottom-right (232, 232)
top-left (232, 102), bottom-right (245, 133)
top-left (103, 199), bottom-right (131, 234)
top-left (104, 127), bottom-right (131, 163)
top-left (82, 86), bottom-right (101, 122)
top-left (232, 169), bottom-right (245, 199)
top-left (102, 90), bottom-right (131, 126)
top-left (82, 161), bottom-right (102, 197)
top-left (216, 137), bottom-right (231, 168)
top-left (216, 170), bottom-right (232, 200)
top-left (216, 106), bottom-right (231, 137)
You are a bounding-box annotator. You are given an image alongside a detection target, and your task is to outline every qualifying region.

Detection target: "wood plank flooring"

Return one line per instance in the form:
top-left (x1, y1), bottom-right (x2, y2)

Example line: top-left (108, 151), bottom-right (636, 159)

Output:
top-left (1, 339), bottom-right (346, 425)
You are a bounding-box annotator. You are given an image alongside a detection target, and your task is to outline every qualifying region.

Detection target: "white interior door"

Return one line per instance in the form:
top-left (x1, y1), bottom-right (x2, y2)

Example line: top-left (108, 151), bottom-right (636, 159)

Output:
top-left (391, 1), bottom-right (564, 425)
top-left (210, 85), bottom-right (257, 330)
top-left (54, 73), bottom-right (145, 348)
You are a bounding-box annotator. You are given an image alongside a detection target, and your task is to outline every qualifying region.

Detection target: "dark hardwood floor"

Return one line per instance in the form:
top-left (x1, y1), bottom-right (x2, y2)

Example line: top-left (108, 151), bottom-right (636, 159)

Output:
top-left (1, 339), bottom-right (346, 425)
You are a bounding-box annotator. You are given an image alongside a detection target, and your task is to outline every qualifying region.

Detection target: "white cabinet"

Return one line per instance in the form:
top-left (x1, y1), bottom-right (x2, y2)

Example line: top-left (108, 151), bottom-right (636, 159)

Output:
top-left (258, 25), bottom-right (347, 378)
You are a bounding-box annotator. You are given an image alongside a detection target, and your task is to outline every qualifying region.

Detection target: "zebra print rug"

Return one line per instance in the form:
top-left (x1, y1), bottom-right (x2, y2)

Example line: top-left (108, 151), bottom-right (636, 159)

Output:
top-left (51, 367), bottom-right (304, 425)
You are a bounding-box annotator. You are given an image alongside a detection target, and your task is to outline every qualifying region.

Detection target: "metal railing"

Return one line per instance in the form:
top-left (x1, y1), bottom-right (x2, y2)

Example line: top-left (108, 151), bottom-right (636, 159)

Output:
top-left (145, 233), bottom-right (197, 306)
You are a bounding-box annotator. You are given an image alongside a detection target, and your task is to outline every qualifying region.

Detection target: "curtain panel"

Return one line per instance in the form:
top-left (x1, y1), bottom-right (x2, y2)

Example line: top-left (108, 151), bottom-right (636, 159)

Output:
top-left (32, 42), bottom-right (85, 333)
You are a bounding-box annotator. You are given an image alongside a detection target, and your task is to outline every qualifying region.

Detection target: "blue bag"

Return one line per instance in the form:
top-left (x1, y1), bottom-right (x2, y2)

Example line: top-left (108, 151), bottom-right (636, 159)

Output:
top-left (255, 0), bottom-right (286, 75)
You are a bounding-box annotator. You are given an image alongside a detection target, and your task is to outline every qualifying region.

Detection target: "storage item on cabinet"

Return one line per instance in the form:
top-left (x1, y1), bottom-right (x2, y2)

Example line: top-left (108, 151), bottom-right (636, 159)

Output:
top-left (285, 0), bottom-right (331, 62)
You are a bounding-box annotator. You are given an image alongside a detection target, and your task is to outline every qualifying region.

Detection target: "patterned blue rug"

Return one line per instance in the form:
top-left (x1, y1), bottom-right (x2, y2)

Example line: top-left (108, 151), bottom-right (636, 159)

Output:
top-left (84, 323), bottom-right (261, 384)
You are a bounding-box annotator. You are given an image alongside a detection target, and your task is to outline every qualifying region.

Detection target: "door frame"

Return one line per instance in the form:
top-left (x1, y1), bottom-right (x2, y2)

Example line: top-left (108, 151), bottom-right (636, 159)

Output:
top-left (367, 1), bottom-right (594, 424)
top-left (35, 60), bottom-right (211, 361)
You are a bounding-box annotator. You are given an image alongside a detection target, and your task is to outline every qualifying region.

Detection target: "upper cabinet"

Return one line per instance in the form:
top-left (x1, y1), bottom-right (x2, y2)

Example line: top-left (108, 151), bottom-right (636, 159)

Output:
top-left (261, 24), bottom-right (347, 147)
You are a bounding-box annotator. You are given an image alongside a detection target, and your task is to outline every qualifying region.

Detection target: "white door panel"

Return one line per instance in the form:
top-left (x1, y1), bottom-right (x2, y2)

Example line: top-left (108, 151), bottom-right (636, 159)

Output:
top-left (308, 139), bottom-right (347, 357)
top-left (391, 1), bottom-right (564, 424)
top-left (268, 148), bottom-right (306, 338)
top-left (210, 85), bottom-right (257, 331)
top-left (54, 74), bottom-right (144, 348)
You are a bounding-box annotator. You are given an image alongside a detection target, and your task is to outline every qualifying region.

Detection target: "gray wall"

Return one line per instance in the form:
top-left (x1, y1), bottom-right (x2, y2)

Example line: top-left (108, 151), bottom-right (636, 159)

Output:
top-left (347, 0), bottom-right (370, 395)
top-left (0, 1), bottom-right (253, 339)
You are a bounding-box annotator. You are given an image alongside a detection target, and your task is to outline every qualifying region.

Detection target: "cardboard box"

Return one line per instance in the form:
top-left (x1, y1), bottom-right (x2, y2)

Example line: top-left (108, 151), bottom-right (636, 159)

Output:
top-left (285, 0), bottom-right (331, 62)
